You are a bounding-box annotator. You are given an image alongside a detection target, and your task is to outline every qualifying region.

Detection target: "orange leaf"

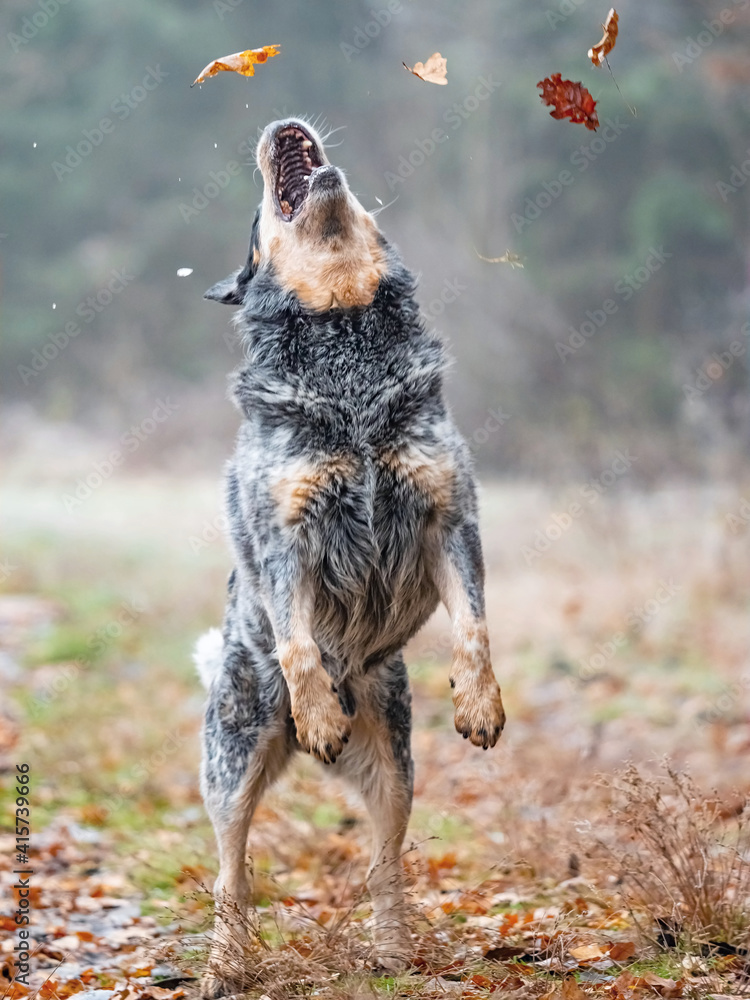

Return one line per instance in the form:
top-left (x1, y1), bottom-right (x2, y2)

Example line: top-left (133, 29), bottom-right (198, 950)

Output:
top-left (537, 74), bottom-right (599, 131)
top-left (192, 46), bottom-right (280, 87)
top-left (4, 984), bottom-right (31, 999)
top-left (608, 941), bottom-right (636, 962)
top-left (39, 979), bottom-right (86, 1000)
top-left (497, 912), bottom-right (520, 934)
top-left (402, 52), bottom-right (448, 85)
top-left (427, 851), bottom-right (457, 883)
top-left (562, 978), bottom-right (588, 1000)
top-left (588, 8), bottom-right (619, 67)
top-left (569, 942), bottom-right (607, 963)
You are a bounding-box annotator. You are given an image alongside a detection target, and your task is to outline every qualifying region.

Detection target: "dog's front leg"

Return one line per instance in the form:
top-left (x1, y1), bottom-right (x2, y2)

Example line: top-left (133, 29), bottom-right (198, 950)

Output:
top-left (433, 525), bottom-right (506, 748)
top-left (271, 579), bottom-right (352, 765)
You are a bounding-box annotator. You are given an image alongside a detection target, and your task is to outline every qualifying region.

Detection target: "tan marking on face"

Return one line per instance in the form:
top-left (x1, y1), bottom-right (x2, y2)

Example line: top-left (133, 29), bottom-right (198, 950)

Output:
top-left (271, 455), bottom-right (358, 524)
top-left (381, 445), bottom-right (456, 511)
top-left (263, 199), bottom-right (386, 310)
top-left (252, 247), bottom-right (260, 267)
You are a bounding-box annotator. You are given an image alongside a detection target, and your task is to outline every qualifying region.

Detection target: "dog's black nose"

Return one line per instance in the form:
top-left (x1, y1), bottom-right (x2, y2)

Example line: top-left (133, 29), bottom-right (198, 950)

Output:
top-left (309, 164), bottom-right (343, 191)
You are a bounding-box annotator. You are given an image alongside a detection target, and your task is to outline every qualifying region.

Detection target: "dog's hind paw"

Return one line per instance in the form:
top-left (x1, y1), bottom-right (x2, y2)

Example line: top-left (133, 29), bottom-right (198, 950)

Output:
top-left (200, 971), bottom-right (245, 1000)
top-left (452, 673), bottom-right (506, 749)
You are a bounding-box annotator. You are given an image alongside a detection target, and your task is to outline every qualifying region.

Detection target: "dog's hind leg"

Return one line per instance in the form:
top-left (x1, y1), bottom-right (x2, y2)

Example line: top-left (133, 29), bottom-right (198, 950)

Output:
top-left (338, 656), bottom-right (414, 971)
top-left (200, 638), bottom-right (293, 999)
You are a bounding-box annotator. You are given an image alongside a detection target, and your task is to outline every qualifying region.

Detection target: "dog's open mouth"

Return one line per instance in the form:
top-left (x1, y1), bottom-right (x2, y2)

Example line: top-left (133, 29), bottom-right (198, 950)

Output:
top-left (274, 125), bottom-right (324, 221)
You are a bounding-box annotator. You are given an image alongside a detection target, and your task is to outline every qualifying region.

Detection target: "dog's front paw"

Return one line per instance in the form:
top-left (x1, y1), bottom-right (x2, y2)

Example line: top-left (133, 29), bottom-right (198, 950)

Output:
top-left (451, 671), bottom-right (506, 749)
top-left (291, 670), bottom-right (352, 764)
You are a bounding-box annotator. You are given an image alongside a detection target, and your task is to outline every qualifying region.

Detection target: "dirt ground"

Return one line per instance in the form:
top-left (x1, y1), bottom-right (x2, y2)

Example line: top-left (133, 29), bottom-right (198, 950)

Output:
top-left (2, 449), bottom-right (749, 999)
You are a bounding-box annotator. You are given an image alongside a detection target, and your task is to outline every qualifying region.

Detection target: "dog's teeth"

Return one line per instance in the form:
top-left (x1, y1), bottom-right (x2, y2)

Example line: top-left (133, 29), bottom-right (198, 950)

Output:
top-left (301, 139), bottom-right (312, 149)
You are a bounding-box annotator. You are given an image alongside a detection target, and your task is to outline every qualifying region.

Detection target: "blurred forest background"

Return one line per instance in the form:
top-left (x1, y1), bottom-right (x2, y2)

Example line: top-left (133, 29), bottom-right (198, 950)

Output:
top-left (3, 0), bottom-right (749, 481)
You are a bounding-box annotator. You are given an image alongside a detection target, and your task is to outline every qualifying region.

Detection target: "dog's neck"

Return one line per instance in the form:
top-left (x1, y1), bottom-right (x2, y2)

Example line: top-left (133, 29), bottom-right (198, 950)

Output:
top-left (262, 198), bottom-right (388, 311)
top-left (270, 230), bottom-right (386, 311)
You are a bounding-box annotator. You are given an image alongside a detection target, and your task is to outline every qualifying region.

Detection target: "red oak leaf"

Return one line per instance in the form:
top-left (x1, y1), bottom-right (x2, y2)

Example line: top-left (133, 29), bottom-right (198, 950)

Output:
top-left (537, 73), bottom-right (599, 131)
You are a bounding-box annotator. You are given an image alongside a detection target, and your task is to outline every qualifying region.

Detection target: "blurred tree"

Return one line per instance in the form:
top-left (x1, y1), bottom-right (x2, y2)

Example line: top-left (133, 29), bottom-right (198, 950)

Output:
top-left (1, 0), bottom-right (747, 477)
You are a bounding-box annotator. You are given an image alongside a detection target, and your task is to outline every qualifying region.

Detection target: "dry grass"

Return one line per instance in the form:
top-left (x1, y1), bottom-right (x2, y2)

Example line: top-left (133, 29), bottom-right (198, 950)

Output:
top-left (2, 450), bottom-right (750, 997)
top-left (599, 764), bottom-right (750, 953)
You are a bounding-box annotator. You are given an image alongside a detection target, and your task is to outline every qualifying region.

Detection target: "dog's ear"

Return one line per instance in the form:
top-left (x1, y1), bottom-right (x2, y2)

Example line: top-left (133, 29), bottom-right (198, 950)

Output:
top-left (204, 206), bottom-right (262, 305)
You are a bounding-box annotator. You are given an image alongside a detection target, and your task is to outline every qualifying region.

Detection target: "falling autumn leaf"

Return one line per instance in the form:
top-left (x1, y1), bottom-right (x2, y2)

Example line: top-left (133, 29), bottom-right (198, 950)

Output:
top-left (402, 52), bottom-right (448, 85)
top-left (191, 45), bottom-right (280, 87)
top-left (537, 73), bottom-right (599, 131)
top-left (476, 249), bottom-right (525, 269)
top-left (589, 8), bottom-right (619, 67)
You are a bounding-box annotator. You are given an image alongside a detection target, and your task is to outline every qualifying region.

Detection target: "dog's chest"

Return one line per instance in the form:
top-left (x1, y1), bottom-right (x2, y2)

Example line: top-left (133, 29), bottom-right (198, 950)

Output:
top-left (237, 311), bottom-right (446, 451)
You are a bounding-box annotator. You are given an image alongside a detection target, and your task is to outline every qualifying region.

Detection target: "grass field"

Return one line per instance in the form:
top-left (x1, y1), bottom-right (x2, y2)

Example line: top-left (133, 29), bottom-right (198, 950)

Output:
top-left (2, 458), bottom-right (749, 999)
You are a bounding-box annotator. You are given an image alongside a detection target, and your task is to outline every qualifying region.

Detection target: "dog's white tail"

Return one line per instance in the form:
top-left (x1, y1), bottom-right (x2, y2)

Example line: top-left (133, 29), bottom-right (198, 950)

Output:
top-left (193, 627), bottom-right (224, 689)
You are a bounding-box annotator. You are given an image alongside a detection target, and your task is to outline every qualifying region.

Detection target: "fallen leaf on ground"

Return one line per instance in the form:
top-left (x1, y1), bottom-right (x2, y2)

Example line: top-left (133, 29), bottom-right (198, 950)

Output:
top-left (537, 74), bottom-right (599, 131)
top-left (3, 985), bottom-right (30, 999)
top-left (630, 972), bottom-right (684, 997)
top-left (589, 8), bottom-right (619, 66)
top-left (192, 46), bottom-right (280, 87)
top-left (570, 942), bottom-right (608, 962)
top-left (38, 980), bottom-right (86, 1000)
top-left (485, 944), bottom-right (528, 961)
top-left (609, 940), bottom-right (636, 961)
top-left (562, 978), bottom-right (588, 999)
top-left (402, 52), bottom-right (448, 85)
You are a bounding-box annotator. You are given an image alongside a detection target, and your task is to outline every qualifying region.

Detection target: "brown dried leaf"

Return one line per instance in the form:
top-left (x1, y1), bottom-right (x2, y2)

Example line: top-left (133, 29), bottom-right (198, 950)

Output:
top-left (631, 973), bottom-right (684, 997)
top-left (537, 73), bottom-right (599, 131)
top-left (569, 942), bottom-right (608, 962)
top-left (402, 52), bottom-right (448, 85)
top-left (477, 248), bottom-right (525, 269)
top-left (562, 978), bottom-right (588, 1000)
top-left (192, 46), bottom-right (280, 87)
top-left (609, 940), bottom-right (636, 962)
top-left (589, 8), bottom-right (619, 67)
